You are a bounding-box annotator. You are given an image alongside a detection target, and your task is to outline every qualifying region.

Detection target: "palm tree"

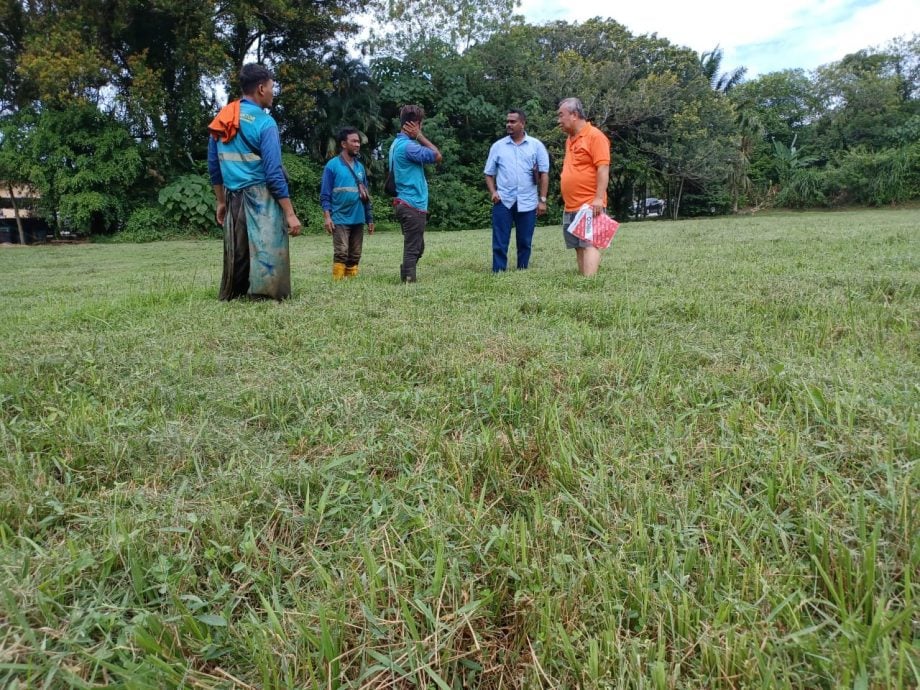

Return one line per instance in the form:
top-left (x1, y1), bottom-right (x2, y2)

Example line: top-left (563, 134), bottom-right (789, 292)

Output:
top-left (727, 101), bottom-right (763, 211)
top-left (310, 50), bottom-right (385, 162)
top-left (700, 46), bottom-right (747, 93)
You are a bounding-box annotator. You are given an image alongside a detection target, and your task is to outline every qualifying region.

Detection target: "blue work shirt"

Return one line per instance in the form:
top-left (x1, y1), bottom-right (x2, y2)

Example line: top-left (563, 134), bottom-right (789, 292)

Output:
top-left (389, 133), bottom-right (437, 211)
top-left (320, 155), bottom-right (373, 225)
top-left (483, 134), bottom-right (549, 212)
top-left (207, 98), bottom-right (289, 199)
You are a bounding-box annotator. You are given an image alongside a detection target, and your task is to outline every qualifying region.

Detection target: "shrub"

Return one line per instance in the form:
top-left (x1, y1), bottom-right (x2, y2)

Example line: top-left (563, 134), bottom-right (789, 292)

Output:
top-left (117, 206), bottom-right (180, 243)
top-left (158, 175), bottom-right (218, 235)
top-left (427, 177), bottom-right (490, 230)
top-left (834, 144), bottom-right (920, 206)
top-left (283, 153), bottom-right (324, 233)
top-left (775, 168), bottom-right (827, 208)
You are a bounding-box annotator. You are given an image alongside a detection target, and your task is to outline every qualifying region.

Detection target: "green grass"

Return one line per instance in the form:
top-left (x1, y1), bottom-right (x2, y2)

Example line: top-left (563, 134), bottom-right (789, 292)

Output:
top-left (1, 208), bottom-right (918, 688)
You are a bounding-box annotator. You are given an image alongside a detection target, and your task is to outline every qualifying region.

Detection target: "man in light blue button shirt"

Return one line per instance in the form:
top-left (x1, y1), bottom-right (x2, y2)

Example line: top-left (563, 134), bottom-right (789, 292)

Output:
top-left (484, 109), bottom-right (550, 272)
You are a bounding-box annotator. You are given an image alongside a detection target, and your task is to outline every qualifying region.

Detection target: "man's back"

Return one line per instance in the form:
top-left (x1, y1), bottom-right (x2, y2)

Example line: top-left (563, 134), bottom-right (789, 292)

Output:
top-left (390, 133), bottom-right (436, 211)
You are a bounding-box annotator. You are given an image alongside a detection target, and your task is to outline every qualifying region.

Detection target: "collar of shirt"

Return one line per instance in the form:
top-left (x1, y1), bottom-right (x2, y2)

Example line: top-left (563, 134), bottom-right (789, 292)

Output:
top-left (568, 122), bottom-right (594, 145)
top-left (503, 133), bottom-right (533, 146)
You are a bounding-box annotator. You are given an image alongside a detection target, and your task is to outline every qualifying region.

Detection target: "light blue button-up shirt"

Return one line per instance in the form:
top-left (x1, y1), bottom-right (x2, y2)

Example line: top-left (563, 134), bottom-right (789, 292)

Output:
top-left (483, 134), bottom-right (550, 212)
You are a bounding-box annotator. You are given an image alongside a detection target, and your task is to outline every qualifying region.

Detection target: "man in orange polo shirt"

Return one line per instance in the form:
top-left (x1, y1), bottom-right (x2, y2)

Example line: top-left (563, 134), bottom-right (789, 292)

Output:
top-left (557, 97), bottom-right (611, 277)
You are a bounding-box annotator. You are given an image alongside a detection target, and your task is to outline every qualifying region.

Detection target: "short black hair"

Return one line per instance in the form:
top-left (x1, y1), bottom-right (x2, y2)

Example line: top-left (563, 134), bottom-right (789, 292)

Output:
top-left (239, 63), bottom-right (273, 95)
top-left (338, 126), bottom-right (360, 147)
top-left (507, 109), bottom-right (527, 124)
top-left (400, 104), bottom-right (425, 126)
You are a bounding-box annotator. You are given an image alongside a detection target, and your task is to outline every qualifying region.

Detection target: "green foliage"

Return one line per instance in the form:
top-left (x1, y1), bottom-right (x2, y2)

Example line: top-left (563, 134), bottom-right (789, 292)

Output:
top-left (157, 175), bottom-right (217, 236)
top-left (775, 168), bottom-right (827, 207)
top-left (771, 136), bottom-right (818, 183)
top-left (366, 0), bottom-right (522, 57)
top-left (832, 143), bottom-right (920, 205)
top-left (2, 4), bottom-right (916, 234)
top-left (117, 206), bottom-right (181, 243)
top-left (24, 104), bottom-right (144, 234)
top-left (282, 152), bottom-right (324, 233)
top-left (428, 176), bottom-right (490, 230)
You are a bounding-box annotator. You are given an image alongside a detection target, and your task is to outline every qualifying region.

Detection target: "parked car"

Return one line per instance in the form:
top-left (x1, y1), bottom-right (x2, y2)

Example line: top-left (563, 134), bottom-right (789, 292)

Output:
top-left (631, 197), bottom-right (665, 216)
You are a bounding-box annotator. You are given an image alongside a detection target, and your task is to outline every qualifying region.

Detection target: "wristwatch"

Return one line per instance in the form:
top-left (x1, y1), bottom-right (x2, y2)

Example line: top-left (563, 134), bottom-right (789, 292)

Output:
top-left (539, 196), bottom-right (547, 203)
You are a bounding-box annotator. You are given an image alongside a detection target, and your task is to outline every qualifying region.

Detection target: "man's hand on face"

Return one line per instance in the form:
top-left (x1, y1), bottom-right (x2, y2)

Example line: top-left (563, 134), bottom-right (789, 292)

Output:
top-left (402, 121), bottom-right (421, 139)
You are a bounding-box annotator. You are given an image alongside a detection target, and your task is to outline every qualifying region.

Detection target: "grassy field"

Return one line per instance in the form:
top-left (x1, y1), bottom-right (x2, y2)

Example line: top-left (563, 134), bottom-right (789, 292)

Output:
top-left (0, 209), bottom-right (918, 688)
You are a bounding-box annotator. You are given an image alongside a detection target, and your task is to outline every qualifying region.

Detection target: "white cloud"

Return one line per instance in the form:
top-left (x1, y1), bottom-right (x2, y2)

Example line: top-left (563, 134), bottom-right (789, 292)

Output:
top-left (518, 0), bottom-right (920, 75)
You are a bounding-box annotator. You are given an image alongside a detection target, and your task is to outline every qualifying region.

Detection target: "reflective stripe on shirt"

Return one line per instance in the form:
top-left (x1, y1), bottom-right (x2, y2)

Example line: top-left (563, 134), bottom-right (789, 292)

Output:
top-left (219, 151), bottom-right (261, 163)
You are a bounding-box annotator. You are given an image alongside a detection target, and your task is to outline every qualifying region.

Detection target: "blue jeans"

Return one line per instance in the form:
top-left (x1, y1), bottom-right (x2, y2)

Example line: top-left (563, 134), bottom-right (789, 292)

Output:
top-left (492, 202), bottom-right (537, 272)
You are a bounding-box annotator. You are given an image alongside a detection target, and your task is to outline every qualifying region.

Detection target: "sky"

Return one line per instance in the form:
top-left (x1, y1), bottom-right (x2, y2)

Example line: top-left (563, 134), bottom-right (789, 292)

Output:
top-left (518, 0), bottom-right (920, 77)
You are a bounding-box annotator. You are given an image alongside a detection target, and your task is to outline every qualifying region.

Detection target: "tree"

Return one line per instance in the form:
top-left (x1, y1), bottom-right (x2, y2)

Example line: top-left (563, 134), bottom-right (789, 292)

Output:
top-left (648, 92), bottom-right (736, 218)
top-left (366, 0), bottom-right (522, 57)
top-left (726, 103), bottom-right (763, 211)
top-left (26, 105), bottom-right (144, 235)
top-left (298, 47), bottom-right (384, 160)
top-left (813, 43), bottom-right (919, 152)
top-left (0, 112), bottom-right (31, 243)
top-left (0, 0), bottom-right (28, 113)
top-left (700, 45), bottom-right (746, 93)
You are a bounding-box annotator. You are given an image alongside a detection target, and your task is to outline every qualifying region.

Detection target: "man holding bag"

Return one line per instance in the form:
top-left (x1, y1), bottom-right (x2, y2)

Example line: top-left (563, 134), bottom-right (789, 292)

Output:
top-left (321, 127), bottom-right (374, 280)
top-left (557, 97), bottom-right (610, 277)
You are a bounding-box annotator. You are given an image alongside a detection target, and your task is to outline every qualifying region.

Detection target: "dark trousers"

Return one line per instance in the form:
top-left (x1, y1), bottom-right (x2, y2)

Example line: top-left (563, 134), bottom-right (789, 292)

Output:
top-left (395, 203), bottom-right (427, 281)
top-left (332, 224), bottom-right (364, 266)
top-left (220, 191), bottom-right (250, 300)
top-left (492, 201), bottom-right (536, 272)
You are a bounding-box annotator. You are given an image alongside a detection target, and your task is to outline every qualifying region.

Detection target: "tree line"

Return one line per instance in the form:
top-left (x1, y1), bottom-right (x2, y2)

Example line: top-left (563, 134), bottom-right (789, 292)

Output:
top-left (0, 1), bottom-right (917, 238)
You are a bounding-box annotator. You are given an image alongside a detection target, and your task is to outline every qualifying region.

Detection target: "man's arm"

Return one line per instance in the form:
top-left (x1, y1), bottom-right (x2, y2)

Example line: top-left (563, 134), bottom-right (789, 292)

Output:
top-left (278, 197), bottom-right (301, 236)
top-left (208, 138), bottom-right (226, 224)
top-left (485, 175), bottom-right (501, 204)
top-left (320, 165), bottom-right (335, 234)
top-left (536, 141), bottom-right (550, 215)
top-left (403, 121), bottom-right (442, 164)
top-left (360, 164), bottom-right (373, 229)
top-left (592, 165), bottom-right (610, 217)
top-left (537, 173), bottom-right (549, 216)
top-left (212, 184), bottom-right (226, 225)
top-left (259, 126), bottom-right (301, 235)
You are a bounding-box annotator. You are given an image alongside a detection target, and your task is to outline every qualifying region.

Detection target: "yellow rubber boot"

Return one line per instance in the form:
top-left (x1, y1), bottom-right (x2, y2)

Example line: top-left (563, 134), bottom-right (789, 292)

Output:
top-left (332, 262), bottom-right (346, 280)
top-left (344, 265), bottom-right (359, 278)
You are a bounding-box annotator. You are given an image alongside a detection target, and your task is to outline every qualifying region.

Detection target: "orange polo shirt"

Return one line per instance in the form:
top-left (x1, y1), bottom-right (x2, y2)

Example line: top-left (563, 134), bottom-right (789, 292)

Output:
top-left (560, 122), bottom-right (611, 211)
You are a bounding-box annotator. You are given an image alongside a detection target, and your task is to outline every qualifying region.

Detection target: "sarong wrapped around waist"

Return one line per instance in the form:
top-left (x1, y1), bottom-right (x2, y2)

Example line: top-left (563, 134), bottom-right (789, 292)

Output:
top-left (220, 184), bottom-right (291, 301)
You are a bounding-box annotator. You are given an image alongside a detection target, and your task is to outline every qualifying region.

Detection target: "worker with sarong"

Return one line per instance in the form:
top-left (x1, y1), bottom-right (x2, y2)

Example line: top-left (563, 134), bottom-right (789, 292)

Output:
top-left (208, 63), bottom-right (302, 300)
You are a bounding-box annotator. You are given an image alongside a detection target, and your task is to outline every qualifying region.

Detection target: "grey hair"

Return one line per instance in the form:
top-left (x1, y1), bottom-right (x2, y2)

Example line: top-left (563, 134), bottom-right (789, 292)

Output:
top-left (558, 97), bottom-right (586, 119)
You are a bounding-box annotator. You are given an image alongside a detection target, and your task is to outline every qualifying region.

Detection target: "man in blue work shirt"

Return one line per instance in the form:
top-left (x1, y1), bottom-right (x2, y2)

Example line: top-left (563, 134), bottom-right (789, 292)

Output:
top-left (389, 104), bottom-right (442, 283)
top-left (483, 109), bottom-right (550, 272)
top-left (208, 63), bottom-right (302, 301)
top-left (320, 127), bottom-right (374, 280)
